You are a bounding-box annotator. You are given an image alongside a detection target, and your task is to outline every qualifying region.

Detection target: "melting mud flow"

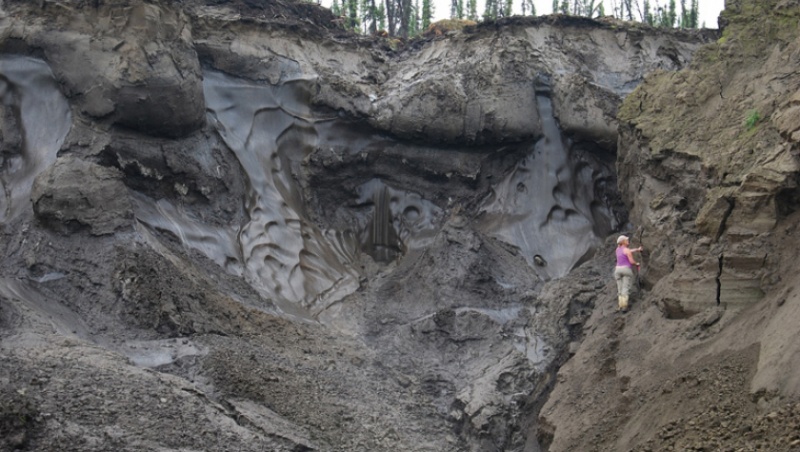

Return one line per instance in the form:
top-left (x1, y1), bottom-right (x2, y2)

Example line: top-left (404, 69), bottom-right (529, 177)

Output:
top-left (135, 71), bottom-right (363, 317)
top-left (0, 55), bottom-right (615, 325)
top-left (0, 54), bottom-right (626, 452)
top-left (137, 70), bottom-right (450, 318)
top-left (479, 75), bottom-right (616, 278)
top-left (0, 55), bottom-right (71, 222)
top-left (0, 277), bottom-right (89, 339)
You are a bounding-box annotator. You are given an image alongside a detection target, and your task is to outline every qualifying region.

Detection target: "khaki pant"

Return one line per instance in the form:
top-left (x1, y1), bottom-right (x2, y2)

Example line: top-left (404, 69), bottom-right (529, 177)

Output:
top-left (614, 266), bottom-right (635, 311)
top-left (614, 267), bottom-right (633, 297)
top-left (614, 266), bottom-right (634, 296)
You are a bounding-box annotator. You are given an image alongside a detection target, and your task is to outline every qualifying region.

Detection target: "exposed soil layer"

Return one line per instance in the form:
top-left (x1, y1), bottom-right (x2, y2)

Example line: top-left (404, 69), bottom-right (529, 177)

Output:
top-left (539, 0), bottom-right (800, 450)
top-left (0, 0), bottom-right (799, 451)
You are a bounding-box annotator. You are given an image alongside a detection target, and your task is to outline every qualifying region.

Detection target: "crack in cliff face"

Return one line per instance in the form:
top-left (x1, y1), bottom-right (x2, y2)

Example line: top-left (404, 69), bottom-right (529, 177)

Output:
top-left (715, 197), bottom-right (735, 242)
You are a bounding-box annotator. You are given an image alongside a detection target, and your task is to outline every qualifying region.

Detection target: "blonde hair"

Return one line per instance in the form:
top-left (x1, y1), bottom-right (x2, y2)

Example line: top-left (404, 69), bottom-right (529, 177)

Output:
top-left (617, 235), bottom-right (629, 245)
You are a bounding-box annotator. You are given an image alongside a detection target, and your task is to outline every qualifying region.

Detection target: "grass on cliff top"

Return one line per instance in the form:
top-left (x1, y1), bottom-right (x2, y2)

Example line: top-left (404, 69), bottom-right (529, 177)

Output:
top-left (425, 19), bottom-right (477, 36)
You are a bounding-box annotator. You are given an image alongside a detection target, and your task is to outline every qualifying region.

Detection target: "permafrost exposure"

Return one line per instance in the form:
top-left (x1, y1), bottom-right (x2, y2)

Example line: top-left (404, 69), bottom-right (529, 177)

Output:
top-left (0, 55), bottom-right (71, 223)
top-left (478, 74), bottom-right (617, 279)
top-left (2, 1), bottom-right (800, 451)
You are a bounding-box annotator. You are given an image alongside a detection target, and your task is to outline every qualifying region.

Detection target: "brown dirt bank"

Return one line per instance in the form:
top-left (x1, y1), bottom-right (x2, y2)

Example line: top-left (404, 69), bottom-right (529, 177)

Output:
top-left (539, 0), bottom-right (800, 450)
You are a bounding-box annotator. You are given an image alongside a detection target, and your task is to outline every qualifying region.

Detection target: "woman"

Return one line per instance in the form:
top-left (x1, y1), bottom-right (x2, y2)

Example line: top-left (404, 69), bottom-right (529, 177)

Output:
top-left (614, 235), bottom-right (643, 313)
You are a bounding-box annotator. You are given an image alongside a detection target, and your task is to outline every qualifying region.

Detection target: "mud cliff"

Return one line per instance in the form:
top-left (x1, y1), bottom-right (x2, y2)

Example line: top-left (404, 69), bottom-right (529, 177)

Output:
top-left (540, 0), bottom-right (800, 450)
top-left (1, 0), bottom-right (797, 451)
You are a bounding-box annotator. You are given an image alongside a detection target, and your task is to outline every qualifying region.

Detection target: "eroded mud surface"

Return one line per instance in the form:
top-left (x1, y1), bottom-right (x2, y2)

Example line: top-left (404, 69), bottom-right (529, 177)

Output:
top-left (2, 0), bottom-right (799, 451)
top-left (0, 10), bottom-right (630, 447)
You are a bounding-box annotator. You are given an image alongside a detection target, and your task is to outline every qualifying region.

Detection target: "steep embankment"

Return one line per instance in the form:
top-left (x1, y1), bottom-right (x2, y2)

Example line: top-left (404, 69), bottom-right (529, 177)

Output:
top-left (0, 0), bottom-right (725, 451)
top-left (539, 1), bottom-right (800, 450)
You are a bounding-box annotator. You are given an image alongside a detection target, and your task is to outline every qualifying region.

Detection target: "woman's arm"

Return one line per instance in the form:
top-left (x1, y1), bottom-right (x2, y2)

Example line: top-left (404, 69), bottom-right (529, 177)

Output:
top-left (624, 247), bottom-right (639, 266)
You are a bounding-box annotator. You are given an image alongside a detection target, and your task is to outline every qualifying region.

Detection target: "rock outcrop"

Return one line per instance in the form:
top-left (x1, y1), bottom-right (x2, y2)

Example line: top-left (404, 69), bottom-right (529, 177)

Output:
top-left (32, 156), bottom-right (133, 235)
top-left (539, 1), bottom-right (800, 450)
top-left (373, 16), bottom-right (711, 148)
top-left (2, 0), bottom-right (206, 137)
top-left (615, 0), bottom-right (800, 316)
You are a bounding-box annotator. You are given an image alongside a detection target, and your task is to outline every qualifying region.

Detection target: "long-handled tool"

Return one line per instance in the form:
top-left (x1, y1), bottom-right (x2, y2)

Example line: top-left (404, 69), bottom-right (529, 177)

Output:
top-left (634, 226), bottom-right (645, 291)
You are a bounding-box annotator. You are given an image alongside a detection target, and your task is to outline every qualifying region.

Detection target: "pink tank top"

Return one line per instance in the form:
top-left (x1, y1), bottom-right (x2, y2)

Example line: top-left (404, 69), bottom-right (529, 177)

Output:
top-left (616, 247), bottom-right (632, 267)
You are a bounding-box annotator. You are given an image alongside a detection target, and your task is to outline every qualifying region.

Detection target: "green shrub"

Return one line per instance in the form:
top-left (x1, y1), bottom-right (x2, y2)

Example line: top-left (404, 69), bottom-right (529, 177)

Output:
top-left (745, 109), bottom-right (760, 130)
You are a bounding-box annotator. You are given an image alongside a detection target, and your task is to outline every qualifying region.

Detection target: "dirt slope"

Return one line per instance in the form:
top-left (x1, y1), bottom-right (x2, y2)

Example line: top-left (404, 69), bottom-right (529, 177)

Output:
top-left (3, 0), bottom-right (798, 451)
top-left (539, 0), bottom-right (800, 450)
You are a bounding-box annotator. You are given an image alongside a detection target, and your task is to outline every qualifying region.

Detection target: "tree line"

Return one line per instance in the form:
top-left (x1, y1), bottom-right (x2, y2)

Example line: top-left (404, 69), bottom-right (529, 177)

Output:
top-left (328, 0), bottom-right (704, 37)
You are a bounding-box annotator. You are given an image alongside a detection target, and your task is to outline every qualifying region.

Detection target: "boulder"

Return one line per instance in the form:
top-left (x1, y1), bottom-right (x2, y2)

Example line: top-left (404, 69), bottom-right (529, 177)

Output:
top-left (32, 156), bottom-right (132, 235)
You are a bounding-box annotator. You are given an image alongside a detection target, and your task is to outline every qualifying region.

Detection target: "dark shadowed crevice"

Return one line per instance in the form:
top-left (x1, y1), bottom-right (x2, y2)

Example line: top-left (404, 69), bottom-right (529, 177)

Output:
top-left (716, 254), bottom-right (724, 305)
top-left (365, 183), bottom-right (402, 262)
top-left (715, 197), bottom-right (735, 242)
top-left (776, 176), bottom-right (800, 218)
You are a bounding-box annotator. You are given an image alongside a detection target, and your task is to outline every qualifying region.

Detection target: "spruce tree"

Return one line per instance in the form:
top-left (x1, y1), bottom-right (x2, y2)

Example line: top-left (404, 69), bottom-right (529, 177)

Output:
top-left (667, 0), bottom-right (677, 27)
top-left (468, 0), bottom-right (478, 20)
top-left (385, 0), bottom-right (395, 35)
top-left (360, 0), bottom-right (367, 33)
top-left (583, 0), bottom-right (595, 17)
top-left (503, 0), bottom-right (512, 17)
top-left (399, 0), bottom-right (412, 37)
top-left (483, 0), bottom-right (499, 20)
top-left (690, 0), bottom-right (699, 27)
top-left (377, 2), bottom-right (386, 30)
top-left (616, 0), bottom-right (627, 20)
top-left (347, 0), bottom-right (359, 30)
top-left (657, 6), bottom-right (667, 26)
top-left (361, 0), bottom-right (379, 34)
top-left (680, 0), bottom-right (687, 27)
top-left (552, 0), bottom-right (559, 14)
top-left (332, 0), bottom-right (341, 16)
top-left (521, 0), bottom-right (535, 16)
top-left (643, 0), bottom-right (654, 25)
top-left (422, 0), bottom-right (433, 30)
top-left (411, 0), bottom-right (420, 35)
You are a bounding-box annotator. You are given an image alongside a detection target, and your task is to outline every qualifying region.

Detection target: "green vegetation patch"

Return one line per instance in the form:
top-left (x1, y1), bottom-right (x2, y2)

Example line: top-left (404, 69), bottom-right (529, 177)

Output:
top-left (744, 109), bottom-right (760, 131)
